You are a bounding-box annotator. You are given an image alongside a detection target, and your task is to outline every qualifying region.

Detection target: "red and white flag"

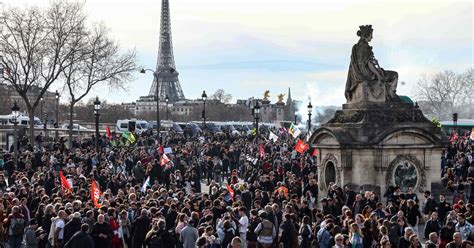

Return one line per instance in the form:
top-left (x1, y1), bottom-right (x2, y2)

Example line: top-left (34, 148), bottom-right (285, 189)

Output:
top-left (160, 153), bottom-right (170, 167)
top-left (295, 139), bottom-right (309, 154)
top-left (259, 144), bottom-right (265, 158)
top-left (91, 180), bottom-right (102, 208)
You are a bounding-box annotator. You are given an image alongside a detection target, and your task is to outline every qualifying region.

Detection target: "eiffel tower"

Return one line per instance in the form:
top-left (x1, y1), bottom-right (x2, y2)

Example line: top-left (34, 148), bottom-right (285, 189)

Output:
top-left (148, 0), bottom-right (185, 103)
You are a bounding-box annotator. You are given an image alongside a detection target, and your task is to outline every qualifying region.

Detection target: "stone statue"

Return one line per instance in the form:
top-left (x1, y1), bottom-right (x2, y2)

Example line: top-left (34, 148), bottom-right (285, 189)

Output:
top-left (263, 90), bottom-right (270, 101)
top-left (345, 25), bottom-right (399, 103)
top-left (277, 94), bottom-right (285, 103)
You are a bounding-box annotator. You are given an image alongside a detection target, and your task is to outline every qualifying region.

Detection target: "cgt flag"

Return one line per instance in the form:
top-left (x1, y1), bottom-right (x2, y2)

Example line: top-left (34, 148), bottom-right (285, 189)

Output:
top-left (160, 154), bottom-right (170, 167)
top-left (91, 180), bottom-right (102, 208)
top-left (59, 171), bottom-right (72, 194)
top-left (295, 139), bottom-right (309, 153)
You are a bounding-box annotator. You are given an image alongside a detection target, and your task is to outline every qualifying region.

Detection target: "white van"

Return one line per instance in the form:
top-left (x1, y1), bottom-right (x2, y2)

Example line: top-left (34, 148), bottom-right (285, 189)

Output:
top-left (0, 113), bottom-right (42, 127)
top-left (116, 119), bottom-right (148, 134)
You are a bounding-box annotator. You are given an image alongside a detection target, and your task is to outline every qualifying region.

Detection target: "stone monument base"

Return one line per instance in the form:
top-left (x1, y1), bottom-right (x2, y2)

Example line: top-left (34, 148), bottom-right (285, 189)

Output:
top-left (309, 101), bottom-right (448, 199)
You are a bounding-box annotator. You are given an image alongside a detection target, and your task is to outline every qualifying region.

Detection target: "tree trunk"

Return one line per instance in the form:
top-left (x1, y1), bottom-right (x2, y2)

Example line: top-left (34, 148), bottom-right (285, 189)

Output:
top-left (68, 102), bottom-right (74, 148)
top-left (27, 106), bottom-right (35, 145)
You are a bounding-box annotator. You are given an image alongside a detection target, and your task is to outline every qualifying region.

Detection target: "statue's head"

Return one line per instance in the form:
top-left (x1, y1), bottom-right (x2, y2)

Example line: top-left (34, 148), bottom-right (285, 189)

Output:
top-left (357, 25), bottom-right (373, 42)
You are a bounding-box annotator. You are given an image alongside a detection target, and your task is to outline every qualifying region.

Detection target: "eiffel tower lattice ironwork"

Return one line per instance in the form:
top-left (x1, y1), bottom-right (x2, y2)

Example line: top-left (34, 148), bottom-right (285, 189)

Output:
top-left (148, 0), bottom-right (185, 102)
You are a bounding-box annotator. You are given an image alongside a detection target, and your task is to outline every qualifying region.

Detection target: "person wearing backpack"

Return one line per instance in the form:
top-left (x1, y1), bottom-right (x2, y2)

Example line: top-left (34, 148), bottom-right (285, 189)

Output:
top-left (6, 205), bottom-right (25, 248)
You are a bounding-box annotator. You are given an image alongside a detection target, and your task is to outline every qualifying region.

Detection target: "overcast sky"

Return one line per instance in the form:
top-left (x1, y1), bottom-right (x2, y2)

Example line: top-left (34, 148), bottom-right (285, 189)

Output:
top-left (4, 0), bottom-right (473, 106)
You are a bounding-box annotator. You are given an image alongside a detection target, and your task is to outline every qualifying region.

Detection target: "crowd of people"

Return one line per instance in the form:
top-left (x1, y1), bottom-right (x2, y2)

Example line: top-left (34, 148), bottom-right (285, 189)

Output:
top-left (0, 126), bottom-right (472, 248)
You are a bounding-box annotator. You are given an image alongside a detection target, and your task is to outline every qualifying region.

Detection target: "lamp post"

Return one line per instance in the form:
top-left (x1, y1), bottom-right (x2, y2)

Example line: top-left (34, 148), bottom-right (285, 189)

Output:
top-left (140, 68), bottom-right (162, 139)
top-left (165, 95), bottom-right (169, 120)
top-left (253, 101), bottom-right (260, 143)
top-left (201, 91), bottom-right (207, 128)
top-left (94, 97), bottom-right (101, 154)
top-left (307, 101), bottom-right (313, 132)
top-left (294, 114), bottom-right (297, 125)
top-left (40, 97), bottom-right (44, 124)
top-left (55, 90), bottom-right (60, 139)
top-left (452, 112), bottom-right (458, 134)
top-left (11, 101), bottom-right (20, 167)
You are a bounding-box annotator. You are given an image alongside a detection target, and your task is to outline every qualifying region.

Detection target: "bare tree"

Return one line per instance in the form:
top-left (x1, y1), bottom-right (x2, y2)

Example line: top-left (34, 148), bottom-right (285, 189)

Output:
top-left (62, 23), bottom-right (136, 147)
top-left (211, 89), bottom-right (232, 104)
top-left (414, 69), bottom-right (473, 119)
top-left (0, 1), bottom-right (86, 143)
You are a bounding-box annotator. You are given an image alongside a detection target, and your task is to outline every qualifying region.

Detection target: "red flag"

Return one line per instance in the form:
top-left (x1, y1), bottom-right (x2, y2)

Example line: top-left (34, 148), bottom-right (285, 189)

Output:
top-left (312, 148), bottom-right (318, 157)
top-left (159, 144), bottom-right (164, 154)
top-left (105, 125), bottom-right (112, 140)
top-left (160, 153), bottom-right (170, 167)
top-left (91, 180), bottom-right (102, 208)
top-left (259, 144), bottom-right (265, 158)
top-left (226, 184), bottom-right (234, 200)
top-left (295, 139), bottom-right (309, 153)
top-left (59, 171), bottom-right (72, 193)
top-left (450, 131), bottom-right (458, 144)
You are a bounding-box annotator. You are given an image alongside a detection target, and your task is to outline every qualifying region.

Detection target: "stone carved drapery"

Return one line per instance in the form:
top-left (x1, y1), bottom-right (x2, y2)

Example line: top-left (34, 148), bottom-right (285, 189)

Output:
top-left (385, 154), bottom-right (427, 193)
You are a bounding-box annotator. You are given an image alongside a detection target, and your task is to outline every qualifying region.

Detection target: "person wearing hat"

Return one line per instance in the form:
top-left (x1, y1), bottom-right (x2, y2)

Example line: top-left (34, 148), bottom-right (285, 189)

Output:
top-left (24, 218), bottom-right (46, 248)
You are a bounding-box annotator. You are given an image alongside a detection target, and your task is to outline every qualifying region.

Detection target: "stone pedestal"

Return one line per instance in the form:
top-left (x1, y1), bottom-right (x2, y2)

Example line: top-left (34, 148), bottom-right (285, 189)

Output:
top-left (309, 101), bottom-right (449, 199)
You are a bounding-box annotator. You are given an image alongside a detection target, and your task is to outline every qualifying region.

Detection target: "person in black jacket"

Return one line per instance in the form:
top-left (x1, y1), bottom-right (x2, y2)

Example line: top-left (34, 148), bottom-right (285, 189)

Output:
top-left (65, 224), bottom-right (94, 248)
top-left (63, 213), bottom-right (82, 244)
top-left (91, 214), bottom-right (113, 248)
top-left (132, 209), bottom-right (151, 248)
top-left (143, 219), bottom-right (174, 248)
top-left (424, 212), bottom-right (442, 239)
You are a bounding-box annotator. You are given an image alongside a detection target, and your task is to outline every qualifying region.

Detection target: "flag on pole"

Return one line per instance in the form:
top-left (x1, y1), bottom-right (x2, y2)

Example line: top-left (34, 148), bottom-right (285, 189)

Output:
top-left (269, 131), bottom-right (278, 142)
top-left (226, 184), bottom-right (234, 200)
top-left (295, 139), bottom-right (309, 153)
top-left (59, 171), bottom-right (72, 194)
top-left (91, 180), bottom-right (102, 208)
top-left (141, 176), bottom-right (150, 193)
top-left (160, 154), bottom-right (170, 167)
top-left (288, 124), bottom-right (301, 138)
top-left (259, 144), bottom-right (265, 158)
top-left (105, 125), bottom-right (112, 140)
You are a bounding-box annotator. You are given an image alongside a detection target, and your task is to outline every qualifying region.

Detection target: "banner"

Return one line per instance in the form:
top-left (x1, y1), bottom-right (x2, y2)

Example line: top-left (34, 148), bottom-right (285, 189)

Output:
top-left (164, 147), bottom-right (173, 154)
top-left (91, 180), bottom-right (102, 208)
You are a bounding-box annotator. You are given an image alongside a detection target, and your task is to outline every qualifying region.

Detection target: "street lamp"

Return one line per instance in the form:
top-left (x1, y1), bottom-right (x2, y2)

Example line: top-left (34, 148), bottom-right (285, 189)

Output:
top-left (253, 101), bottom-right (260, 143)
top-left (11, 101), bottom-right (20, 167)
top-left (294, 114), bottom-right (297, 125)
top-left (201, 91), bottom-right (207, 128)
top-left (94, 97), bottom-right (101, 154)
top-left (40, 97), bottom-right (44, 124)
top-left (140, 68), bottom-right (162, 139)
top-left (165, 95), bottom-right (169, 120)
top-left (307, 101), bottom-right (313, 132)
top-left (452, 112), bottom-right (458, 134)
top-left (55, 90), bottom-right (60, 139)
